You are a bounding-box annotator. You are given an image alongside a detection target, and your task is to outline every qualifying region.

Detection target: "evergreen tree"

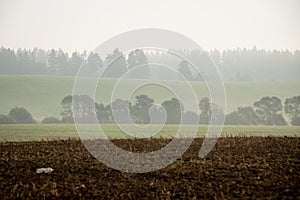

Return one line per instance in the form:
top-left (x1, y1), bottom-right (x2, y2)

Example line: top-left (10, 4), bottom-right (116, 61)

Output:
top-left (103, 48), bottom-right (127, 78)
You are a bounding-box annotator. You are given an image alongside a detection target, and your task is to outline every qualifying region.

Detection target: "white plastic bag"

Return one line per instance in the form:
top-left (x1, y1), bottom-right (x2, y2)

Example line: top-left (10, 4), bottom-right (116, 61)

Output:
top-left (36, 167), bottom-right (54, 173)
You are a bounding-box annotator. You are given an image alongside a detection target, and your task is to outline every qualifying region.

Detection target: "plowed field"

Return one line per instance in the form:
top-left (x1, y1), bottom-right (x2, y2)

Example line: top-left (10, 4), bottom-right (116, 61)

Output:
top-left (1, 137), bottom-right (299, 199)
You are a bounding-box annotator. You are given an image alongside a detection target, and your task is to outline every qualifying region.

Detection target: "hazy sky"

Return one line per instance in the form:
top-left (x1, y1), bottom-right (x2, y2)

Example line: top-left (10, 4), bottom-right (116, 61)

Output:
top-left (0, 0), bottom-right (299, 53)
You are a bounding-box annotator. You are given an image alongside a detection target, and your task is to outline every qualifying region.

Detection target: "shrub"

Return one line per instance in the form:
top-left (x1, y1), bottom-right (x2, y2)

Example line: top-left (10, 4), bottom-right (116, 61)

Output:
top-left (8, 107), bottom-right (36, 124)
top-left (0, 114), bottom-right (16, 124)
top-left (284, 96), bottom-right (300, 126)
top-left (291, 116), bottom-right (300, 126)
top-left (61, 116), bottom-right (74, 123)
top-left (225, 106), bottom-right (259, 125)
top-left (41, 117), bottom-right (61, 124)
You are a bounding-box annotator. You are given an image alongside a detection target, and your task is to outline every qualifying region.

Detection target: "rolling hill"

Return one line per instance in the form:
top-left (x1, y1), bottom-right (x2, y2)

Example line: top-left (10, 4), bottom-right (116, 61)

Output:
top-left (0, 75), bottom-right (299, 121)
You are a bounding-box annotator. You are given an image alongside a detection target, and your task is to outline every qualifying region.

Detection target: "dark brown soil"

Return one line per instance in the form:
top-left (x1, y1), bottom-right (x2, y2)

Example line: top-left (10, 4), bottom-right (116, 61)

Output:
top-left (0, 137), bottom-right (299, 199)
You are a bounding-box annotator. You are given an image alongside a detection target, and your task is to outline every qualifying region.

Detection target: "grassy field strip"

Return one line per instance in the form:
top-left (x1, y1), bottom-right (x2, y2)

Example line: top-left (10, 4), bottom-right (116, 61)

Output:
top-left (0, 124), bottom-right (299, 141)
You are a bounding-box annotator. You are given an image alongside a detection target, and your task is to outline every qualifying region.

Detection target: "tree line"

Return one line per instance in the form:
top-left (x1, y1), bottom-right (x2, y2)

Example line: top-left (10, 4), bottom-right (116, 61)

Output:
top-left (0, 47), bottom-right (149, 78)
top-left (1, 46), bottom-right (299, 81)
top-left (1, 95), bottom-right (299, 126)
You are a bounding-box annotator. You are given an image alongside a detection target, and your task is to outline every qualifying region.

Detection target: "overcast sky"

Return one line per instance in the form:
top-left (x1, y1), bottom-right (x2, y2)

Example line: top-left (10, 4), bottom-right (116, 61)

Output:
top-left (0, 0), bottom-right (299, 53)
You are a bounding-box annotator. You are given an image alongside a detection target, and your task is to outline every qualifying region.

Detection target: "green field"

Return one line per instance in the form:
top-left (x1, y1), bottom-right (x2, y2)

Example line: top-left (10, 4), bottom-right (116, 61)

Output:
top-left (0, 124), bottom-right (299, 141)
top-left (0, 75), bottom-right (299, 121)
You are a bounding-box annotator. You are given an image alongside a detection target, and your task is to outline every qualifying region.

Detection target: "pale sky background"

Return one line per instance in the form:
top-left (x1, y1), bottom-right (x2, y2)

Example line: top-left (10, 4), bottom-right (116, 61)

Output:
top-left (0, 0), bottom-right (299, 53)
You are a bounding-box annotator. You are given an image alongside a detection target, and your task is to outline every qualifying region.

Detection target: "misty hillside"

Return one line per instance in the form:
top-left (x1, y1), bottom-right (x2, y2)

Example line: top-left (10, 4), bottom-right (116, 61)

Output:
top-left (0, 47), bottom-right (299, 82)
top-left (0, 75), bottom-right (299, 120)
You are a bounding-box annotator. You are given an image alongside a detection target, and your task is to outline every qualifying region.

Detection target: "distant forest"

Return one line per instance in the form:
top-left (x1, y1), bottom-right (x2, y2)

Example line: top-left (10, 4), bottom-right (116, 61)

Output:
top-left (0, 46), bottom-right (299, 81)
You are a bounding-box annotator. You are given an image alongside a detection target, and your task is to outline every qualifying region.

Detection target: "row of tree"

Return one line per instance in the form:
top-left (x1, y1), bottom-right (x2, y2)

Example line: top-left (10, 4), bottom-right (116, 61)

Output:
top-left (59, 95), bottom-right (299, 126)
top-left (1, 46), bottom-right (299, 81)
top-left (0, 47), bottom-right (148, 78)
top-left (226, 96), bottom-right (300, 126)
top-left (1, 95), bottom-right (299, 126)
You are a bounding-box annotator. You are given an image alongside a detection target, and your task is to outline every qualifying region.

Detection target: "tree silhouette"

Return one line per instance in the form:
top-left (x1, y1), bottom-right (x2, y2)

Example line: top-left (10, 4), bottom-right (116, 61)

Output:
top-left (103, 48), bottom-right (127, 78)
top-left (183, 111), bottom-right (199, 124)
top-left (210, 103), bottom-right (225, 125)
top-left (178, 60), bottom-right (193, 81)
top-left (85, 52), bottom-right (103, 76)
top-left (95, 103), bottom-right (112, 124)
top-left (199, 97), bottom-right (224, 124)
top-left (148, 105), bottom-right (166, 124)
top-left (199, 97), bottom-right (211, 124)
top-left (110, 99), bottom-right (131, 124)
top-left (0, 114), bottom-right (16, 124)
top-left (67, 52), bottom-right (84, 75)
top-left (41, 116), bottom-right (61, 124)
top-left (61, 95), bottom-right (73, 123)
top-left (127, 49), bottom-right (149, 79)
top-left (47, 49), bottom-right (68, 75)
top-left (0, 47), bottom-right (17, 74)
top-left (8, 107), bottom-right (36, 124)
top-left (131, 95), bottom-right (154, 124)
top-left (284, 95), bottom-right (300, 126)
top-left (161, 98), bottom-right (183, 124)
top-left (254, 96), bottom-right (287, 126)
top-left (225, 106), bottom-right (259, 125)
top-left (61, 95), bottom-right (97, 123)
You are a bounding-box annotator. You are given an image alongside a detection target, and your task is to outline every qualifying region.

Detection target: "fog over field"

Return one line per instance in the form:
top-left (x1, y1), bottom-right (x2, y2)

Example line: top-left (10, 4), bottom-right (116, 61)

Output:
top-left (0, 0), bottom-right (299, 126)
top-left (0, 0), bottom-right (300, 199)
top-left (1, 0), bottom-right (300, 51)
